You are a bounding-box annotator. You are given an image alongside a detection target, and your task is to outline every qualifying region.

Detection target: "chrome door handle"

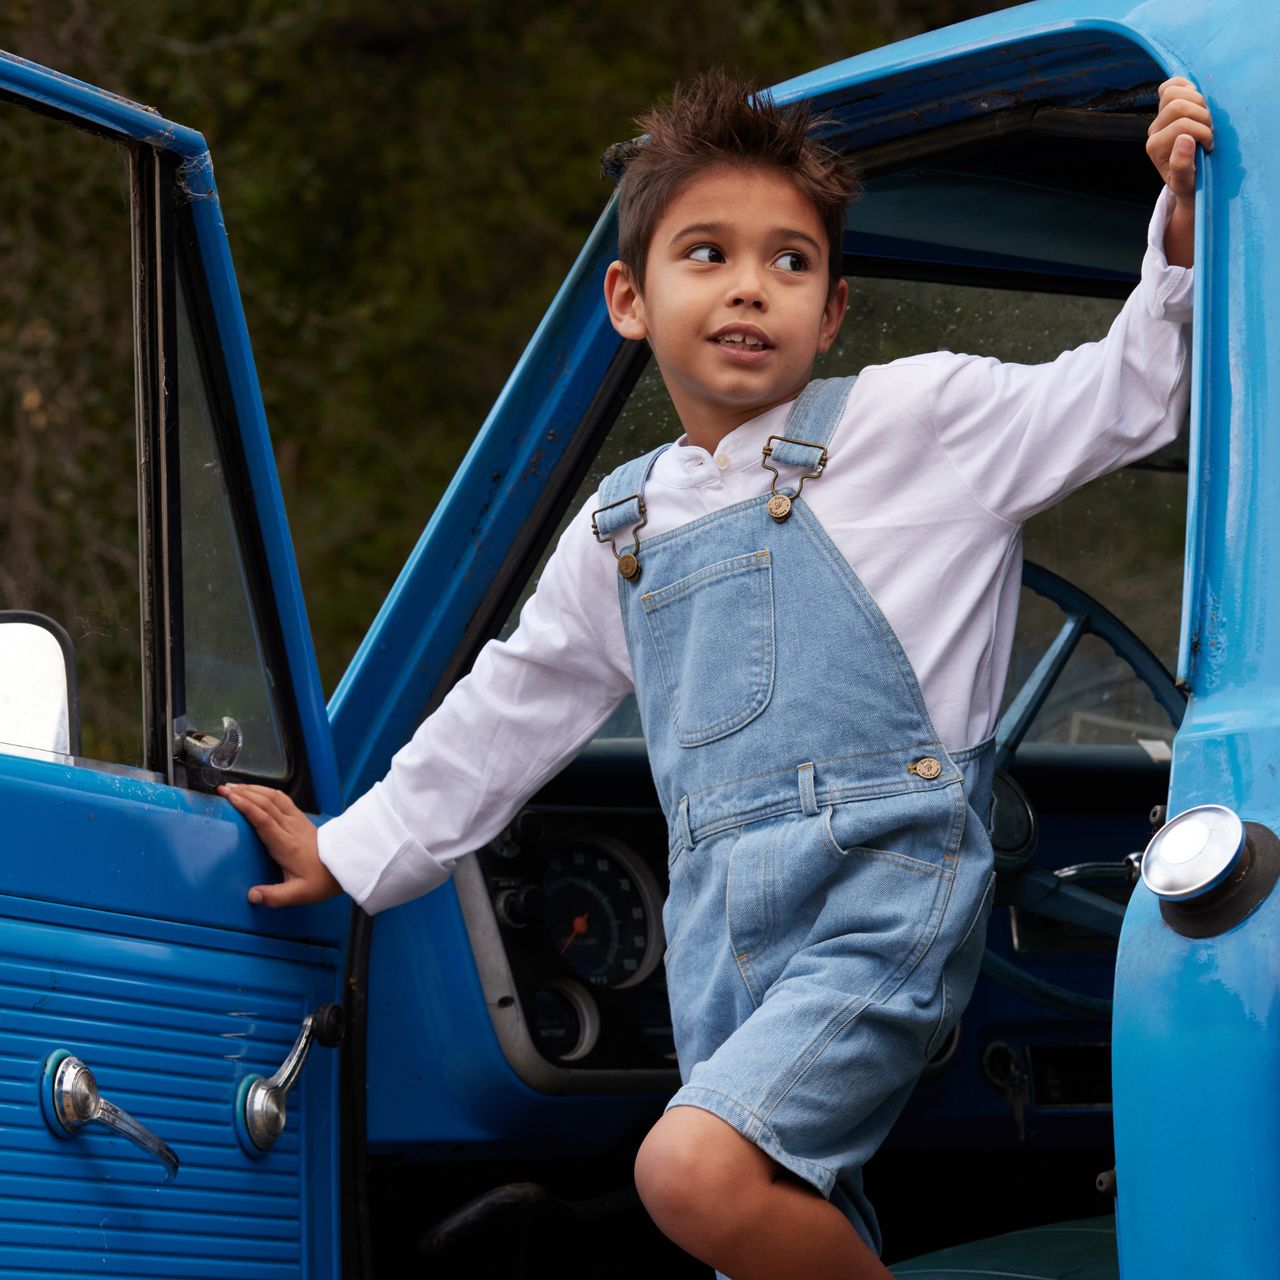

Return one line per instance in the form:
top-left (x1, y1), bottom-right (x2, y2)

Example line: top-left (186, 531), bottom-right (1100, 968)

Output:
top-left (41, 1050), bottom-right (179, 1180)
top-left (236, 1002), bottom-right (344, 1154)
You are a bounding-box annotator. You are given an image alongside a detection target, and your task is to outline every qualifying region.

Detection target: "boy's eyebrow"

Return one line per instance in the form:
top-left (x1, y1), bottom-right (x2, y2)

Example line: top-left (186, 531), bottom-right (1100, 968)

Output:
top-left (668, 222), bottom-right (824, 256)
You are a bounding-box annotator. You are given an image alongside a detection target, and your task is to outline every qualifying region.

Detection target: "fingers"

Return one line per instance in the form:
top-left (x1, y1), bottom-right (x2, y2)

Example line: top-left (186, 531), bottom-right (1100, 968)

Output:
top-left (1147, 119), bottom-right (1215, 161)
top-left (1148, 97), bottom-right (1213, 139)
top-left (1166, 133), bottom-right (1197, 199)
top-left (218, 782), bottom-right (340, 908)
top-left (220, 783), bottom-right (288, 840)
top-left (220, 783), bottom-right (312, 840)
top-left (248, 877), bottom-right (329, 908)
top-left (1146, 78), bottom-right (1214, 197)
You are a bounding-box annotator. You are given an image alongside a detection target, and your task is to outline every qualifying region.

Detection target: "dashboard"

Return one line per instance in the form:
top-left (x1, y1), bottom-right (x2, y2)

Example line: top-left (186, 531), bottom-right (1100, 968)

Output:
top-left (453, 743), bottom-right (680, 1093)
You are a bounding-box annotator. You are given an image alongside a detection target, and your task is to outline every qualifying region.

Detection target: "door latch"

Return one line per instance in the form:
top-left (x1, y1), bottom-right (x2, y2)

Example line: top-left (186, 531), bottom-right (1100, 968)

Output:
top-left (178, 714), bottom-right (243, 771)
top-left (235, 1003), bottom-right (345, 1156)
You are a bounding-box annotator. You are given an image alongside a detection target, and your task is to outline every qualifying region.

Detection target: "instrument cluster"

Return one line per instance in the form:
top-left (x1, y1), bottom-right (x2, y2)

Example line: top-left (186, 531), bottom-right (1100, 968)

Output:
top-left (464, 806), bottom-right (679, 1083)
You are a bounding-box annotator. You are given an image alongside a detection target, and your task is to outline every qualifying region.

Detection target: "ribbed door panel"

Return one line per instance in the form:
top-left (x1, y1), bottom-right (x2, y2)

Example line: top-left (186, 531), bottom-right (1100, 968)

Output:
top-left (0, 900), bottom-right (339, 1278)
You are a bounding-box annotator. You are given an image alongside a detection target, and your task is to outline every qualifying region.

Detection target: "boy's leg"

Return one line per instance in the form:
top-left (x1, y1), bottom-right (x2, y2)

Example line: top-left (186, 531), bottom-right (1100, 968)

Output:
top-left (634, 1105), bottom-right (893, 1280)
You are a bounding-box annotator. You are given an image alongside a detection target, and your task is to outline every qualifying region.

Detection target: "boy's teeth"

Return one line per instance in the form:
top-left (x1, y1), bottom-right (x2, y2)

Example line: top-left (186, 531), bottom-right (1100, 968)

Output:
top-left (718, 334), bottom-right (763, 346)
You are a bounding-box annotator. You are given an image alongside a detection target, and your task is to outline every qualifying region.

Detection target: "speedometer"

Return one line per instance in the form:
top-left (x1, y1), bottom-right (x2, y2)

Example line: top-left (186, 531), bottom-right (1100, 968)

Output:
top-left (543, 836), bottom-right (662, 989)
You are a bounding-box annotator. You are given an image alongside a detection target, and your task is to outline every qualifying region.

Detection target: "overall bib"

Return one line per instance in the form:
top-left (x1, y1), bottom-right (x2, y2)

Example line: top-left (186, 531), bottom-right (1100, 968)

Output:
top-left (592, 377), bottom-right (996, 1256)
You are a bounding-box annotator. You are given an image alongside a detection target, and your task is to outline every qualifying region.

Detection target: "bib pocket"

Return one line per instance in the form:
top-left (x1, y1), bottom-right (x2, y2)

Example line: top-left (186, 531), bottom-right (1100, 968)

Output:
top-left (641, 550), bottom-right (775, 748)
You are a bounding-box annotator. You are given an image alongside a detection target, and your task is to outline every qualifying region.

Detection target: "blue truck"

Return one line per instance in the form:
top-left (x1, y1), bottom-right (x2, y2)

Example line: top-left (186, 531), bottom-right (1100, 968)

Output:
top-left (0, 1), bottom-right (1267, 1275)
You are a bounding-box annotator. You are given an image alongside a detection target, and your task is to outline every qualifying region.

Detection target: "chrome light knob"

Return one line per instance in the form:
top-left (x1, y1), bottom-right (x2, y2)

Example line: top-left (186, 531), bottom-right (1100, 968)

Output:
top-left (1141, 804), bottom-right (1246, 902)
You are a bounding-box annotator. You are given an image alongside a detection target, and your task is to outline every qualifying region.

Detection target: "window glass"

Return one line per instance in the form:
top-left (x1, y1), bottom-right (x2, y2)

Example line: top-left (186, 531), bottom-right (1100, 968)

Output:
top-left (176, 272), bottom-right (288, 779)
top-left (0, 109), bottom-right (142, 765)
top-left (500, 275), bottom-right (1186, 751)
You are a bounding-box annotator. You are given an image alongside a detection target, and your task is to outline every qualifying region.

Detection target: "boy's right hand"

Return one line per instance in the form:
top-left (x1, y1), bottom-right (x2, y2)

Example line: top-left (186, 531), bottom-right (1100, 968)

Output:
top-left (219, 782), bottom-right (343, 907)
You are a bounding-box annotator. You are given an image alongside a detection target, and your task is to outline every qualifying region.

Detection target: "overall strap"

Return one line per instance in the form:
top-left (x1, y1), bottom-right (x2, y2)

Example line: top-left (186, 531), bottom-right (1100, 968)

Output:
top-left (591, 442), bottom-right (671, 580)
top-left (764, 376), bottom-right (858, 470)
top-left (760, 377), bottom-right (857, 521)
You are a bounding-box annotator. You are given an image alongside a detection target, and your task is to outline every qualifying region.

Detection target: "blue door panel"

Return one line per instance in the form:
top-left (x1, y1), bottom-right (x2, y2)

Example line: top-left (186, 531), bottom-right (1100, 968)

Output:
top-left (0, 895), bottom-right (338, 1278)
top-left (0, 756), bottom-right (346, 946)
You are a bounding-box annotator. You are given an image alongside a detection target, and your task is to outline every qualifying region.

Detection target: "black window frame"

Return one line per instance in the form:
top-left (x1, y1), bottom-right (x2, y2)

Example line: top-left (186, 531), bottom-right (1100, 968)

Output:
top-left (133, 146), bottom-right (316, 810)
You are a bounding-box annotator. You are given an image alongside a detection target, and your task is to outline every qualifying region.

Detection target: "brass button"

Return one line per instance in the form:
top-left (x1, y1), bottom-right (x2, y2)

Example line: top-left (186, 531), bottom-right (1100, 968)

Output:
top-left (909, 756), bottom-right (942, 780)
top-left (618, 552), bottom-right (641, 581)
top-left (767, 493), bottom-right (792, 522)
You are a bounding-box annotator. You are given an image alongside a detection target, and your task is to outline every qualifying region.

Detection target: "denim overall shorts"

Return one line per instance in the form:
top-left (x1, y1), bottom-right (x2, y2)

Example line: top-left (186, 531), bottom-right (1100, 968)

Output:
top-left (592, 376), bottom-right (997, 1256)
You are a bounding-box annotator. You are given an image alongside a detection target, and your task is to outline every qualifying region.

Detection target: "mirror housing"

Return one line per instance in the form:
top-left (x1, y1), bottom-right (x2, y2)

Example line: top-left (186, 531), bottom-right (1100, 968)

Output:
top-left (0, 611), bottom-right (80, 757)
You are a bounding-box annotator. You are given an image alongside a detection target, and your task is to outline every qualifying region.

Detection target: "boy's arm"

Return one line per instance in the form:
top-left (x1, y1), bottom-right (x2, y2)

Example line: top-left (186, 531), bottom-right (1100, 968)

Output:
top-left (227, 497), bottom-right (632, 912)
top-left (922, 82), bottom-right (1211, 525)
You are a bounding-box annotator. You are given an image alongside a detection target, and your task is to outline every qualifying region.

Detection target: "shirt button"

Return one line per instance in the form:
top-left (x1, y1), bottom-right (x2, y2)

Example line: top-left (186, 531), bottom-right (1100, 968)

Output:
top-left (714, 453), bottom-right (731, 470)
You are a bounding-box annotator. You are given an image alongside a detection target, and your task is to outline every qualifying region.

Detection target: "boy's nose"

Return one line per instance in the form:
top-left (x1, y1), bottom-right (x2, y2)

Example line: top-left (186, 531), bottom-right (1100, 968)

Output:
top-left (727, 277), bottom-right (767, 311)
top-left (723, 258), bottom-right (768, 310)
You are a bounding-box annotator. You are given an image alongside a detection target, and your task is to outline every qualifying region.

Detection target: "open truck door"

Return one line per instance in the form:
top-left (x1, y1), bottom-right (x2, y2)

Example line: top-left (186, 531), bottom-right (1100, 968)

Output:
top-left (0, 52), bottom-right (348, 1278)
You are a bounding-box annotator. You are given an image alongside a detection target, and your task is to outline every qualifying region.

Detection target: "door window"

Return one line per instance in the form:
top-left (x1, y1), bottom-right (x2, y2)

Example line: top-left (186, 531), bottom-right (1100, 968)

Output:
top-left (0, 103), bottom-right (296, 787)
top-left (175, 271), bottom-right (288, 779)
top-left (0, 109), bottom-right (143, 767)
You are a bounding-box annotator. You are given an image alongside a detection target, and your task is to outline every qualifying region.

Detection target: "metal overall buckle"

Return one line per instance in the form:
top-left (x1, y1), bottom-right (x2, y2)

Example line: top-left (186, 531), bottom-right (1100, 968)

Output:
top-left (590, 493), bottom-right (648, 581)
top-left (760, 435), bottom-right (829, 522)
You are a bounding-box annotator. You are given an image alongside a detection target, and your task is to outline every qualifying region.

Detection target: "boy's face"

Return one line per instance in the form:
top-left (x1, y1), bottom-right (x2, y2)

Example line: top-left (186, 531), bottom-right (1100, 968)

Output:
top-left (605, 164), bottom-right (847, 445)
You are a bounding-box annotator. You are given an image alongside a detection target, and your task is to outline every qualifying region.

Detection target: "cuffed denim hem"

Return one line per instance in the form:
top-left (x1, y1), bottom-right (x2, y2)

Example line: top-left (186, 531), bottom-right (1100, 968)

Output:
top-left (664, 1083), bottom-right (839, 1198)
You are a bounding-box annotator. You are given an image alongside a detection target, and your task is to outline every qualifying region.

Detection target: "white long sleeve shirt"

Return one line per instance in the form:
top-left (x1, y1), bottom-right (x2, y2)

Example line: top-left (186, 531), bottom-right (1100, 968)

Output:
top-left (320, 188), bottom-right (1193, 914)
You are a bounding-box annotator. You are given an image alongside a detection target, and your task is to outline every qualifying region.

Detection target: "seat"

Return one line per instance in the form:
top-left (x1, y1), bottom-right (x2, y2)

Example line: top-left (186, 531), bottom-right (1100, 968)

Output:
top-left (889, 1214), bottom-right (1118, 1279)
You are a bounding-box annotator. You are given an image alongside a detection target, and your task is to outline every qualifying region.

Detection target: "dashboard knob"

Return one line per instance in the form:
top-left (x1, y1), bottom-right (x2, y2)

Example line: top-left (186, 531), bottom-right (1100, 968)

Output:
top-left (496, 885), bottom-right (546, 928)
top-left (510, 811), bottom-right (547, 845)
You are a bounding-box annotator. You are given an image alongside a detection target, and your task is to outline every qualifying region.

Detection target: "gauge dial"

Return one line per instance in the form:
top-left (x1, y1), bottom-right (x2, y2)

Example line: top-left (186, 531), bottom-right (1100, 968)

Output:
top-left (527, 980), bottom-right (599, 1062)
top-left (543, 836), bottom-right (662, 989)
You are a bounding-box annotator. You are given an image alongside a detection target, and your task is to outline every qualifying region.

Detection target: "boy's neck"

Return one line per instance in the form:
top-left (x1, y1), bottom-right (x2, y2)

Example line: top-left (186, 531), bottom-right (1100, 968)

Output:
top-left (674, 389), bottom-right (801, 454)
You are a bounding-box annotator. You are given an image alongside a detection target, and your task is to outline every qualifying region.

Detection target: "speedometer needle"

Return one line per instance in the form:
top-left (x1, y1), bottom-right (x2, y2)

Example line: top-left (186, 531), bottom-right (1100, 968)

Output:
top-left (560, 912), bottom-right (590, 955)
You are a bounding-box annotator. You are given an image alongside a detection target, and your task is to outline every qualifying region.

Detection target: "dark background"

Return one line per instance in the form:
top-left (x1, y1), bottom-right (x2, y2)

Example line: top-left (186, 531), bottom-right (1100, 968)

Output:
top-left (1, 0), bottom-right (1021, 695)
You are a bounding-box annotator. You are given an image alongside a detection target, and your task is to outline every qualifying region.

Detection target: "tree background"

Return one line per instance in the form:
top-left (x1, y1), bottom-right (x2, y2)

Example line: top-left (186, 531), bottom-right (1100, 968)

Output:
top-left (1, 0), bottom-right (1022, 698)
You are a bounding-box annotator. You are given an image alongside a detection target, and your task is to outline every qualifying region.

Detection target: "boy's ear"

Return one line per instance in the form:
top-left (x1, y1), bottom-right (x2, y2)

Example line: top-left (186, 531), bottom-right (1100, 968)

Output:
top-left (604, 260), bottom-right (649, 341)
top-left (816, 277), bottom-right (849, 355)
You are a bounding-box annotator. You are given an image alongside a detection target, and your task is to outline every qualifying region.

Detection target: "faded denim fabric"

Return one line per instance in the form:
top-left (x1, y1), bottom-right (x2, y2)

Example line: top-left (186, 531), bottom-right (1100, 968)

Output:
top-left (594, 377), bottom-right (996, 1257)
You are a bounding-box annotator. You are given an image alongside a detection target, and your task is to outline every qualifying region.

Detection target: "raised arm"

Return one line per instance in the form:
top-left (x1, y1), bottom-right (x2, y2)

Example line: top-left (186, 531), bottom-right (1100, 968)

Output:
top-left (923, 82), bottom-right (1212, 525)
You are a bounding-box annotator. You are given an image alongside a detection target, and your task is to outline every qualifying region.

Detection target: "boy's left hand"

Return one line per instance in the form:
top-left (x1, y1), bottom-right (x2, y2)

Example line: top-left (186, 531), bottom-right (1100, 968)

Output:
top-left (1147, 77), bottom-right (1213, 267)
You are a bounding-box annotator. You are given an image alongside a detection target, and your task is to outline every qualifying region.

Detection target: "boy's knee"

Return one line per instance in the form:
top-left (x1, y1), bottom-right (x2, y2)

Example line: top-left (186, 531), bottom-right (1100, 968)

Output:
top-left (634, 1105), bottom-right (770, 1250)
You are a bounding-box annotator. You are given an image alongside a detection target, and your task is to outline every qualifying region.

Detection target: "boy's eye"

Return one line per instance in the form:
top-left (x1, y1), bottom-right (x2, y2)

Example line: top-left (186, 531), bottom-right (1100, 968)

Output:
top-left (774, 250), bottom-right (809, 273)
top-left (686, 244), bottom-right (725, 264)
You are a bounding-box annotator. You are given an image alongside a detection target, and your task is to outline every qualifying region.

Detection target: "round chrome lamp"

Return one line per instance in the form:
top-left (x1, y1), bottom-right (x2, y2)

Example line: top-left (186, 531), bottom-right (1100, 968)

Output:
top-left (1141, 805), bottom-right (1246, 903)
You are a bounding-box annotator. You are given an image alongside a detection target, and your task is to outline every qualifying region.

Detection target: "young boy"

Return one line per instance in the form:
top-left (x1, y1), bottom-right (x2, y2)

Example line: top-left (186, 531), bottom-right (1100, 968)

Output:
top-left (223, 72), bottom-right (1213, 1279)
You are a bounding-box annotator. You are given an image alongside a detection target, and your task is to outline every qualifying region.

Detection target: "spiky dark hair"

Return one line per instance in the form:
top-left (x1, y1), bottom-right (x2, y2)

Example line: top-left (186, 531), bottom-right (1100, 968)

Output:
top-left (611, 70), bottom-right (859, 294)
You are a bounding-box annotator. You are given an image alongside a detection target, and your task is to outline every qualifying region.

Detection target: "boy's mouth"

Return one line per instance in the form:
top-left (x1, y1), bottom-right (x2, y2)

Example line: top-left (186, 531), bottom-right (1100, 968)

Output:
top-left (708, 324), bottom-right (773, 355)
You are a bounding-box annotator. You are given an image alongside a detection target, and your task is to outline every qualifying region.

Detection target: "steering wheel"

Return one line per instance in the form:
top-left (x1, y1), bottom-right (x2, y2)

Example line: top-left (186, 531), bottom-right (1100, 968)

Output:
top-left (979, 561), bottom-right (1187, 1019)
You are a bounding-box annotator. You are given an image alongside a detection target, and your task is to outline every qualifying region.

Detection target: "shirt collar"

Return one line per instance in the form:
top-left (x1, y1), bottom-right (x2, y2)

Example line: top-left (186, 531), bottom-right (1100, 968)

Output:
top-left (664, 399), bottom-right (796, 485)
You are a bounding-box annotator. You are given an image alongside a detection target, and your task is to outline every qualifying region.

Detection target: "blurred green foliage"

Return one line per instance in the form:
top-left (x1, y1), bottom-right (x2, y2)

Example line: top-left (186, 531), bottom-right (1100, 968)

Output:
top-left (0, 107), bottom-right (141, 762)
top-left (0, 0), bottom-right (1020, 696)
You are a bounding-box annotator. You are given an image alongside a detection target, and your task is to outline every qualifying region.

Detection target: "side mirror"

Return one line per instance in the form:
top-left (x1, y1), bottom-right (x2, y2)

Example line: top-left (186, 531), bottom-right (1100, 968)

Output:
top-left (0, 612), bottom-right (80, 757)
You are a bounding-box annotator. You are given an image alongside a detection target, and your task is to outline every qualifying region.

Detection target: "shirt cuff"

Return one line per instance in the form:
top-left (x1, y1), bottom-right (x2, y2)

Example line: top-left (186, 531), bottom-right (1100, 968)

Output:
top-left (317, 780), bottom-right (453, 914)
top-left (1140, 185), bottom-right (1194, 324)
